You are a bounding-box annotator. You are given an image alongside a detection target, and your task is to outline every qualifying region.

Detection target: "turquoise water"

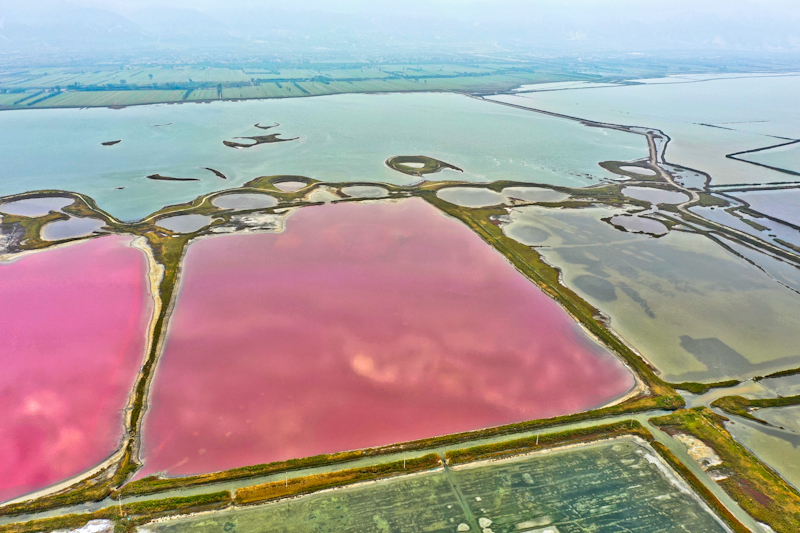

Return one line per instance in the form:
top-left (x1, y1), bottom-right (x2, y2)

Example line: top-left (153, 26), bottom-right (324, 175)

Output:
top-left (490, 75), bottom-right (800, 186)
top-left (0, 93), bottom-right (644, 221)
top-left (740, 142), bottom-right (800, 174)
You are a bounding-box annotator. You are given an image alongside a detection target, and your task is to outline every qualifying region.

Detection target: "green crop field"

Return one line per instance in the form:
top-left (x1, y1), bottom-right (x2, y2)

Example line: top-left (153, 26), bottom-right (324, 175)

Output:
top-left (143, 439), bottom-right (728, 533)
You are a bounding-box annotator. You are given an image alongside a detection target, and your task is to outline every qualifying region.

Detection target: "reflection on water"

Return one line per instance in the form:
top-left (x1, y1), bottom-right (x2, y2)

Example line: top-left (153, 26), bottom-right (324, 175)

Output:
top-left (138, 198), bottom-right (633, 478)
top-left (724, 415), bottom-right (800, 490)
top-left (0, 236), bottom-right (151, 502)
top-left (757, 404), bottom-right (800, 434)
top-left (501, 205), bottom-right (800, 382)
top-left (761, 373), bottom-right (800, 397)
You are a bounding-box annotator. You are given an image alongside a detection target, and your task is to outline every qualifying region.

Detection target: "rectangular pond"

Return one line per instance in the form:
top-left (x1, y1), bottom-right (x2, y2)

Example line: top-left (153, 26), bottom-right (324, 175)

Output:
top-left (140, 438), bottom-right (729, 533)
top-left (0, 92), bottom-right (645, 221)
top-left (500, 205), bottom-right (800, 382)
top-left (730, 188), bottom-right (800, 228)
top-left (0, 236), bottom-right (152, 503)
top-left (138, 198), bottom-right (634, 478)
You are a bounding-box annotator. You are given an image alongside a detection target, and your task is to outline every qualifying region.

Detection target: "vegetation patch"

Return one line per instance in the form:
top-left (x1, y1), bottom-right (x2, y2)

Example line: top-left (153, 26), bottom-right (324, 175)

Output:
top-left (203, 168), bottom-right (227, 180)
top-left (711, 394), bottom-right (800, 423)
top-left (385, 155), bottom-right (463, 177)
top-left (670, 380), bottom-right (741, 395)
top-left (649, 441), bottom-right (750, 533)
top-left (599, 160), bottom-right (661, 181)
top-left (146, 174), bottom-right (200, 182)
top-left (445, 420), bottom-right (653, 464)
top-left (651, 407), bottom-right (800, 533)
top-left (222, 134), bottom-right (298, 149)
top-left (234, 454), bottom-right (441, 505)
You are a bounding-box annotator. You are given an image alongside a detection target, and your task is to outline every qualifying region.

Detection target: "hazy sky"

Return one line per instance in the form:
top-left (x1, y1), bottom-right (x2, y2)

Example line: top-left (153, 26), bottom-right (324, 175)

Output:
top-left (2, 0), bottom-right (800, 61)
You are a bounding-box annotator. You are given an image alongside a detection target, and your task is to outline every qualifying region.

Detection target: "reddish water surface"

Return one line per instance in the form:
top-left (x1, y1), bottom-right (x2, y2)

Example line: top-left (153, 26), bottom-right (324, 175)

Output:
top-left (139, 199), bottom-right (633, 477)
top-left (0, 236), bottom-right (151, 502)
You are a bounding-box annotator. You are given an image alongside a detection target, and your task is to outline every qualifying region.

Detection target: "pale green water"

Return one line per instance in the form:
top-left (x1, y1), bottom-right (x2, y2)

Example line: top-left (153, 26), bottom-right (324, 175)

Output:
top-left (723, 415), bottom-right (800, 491)
top-left (502, 205), bottom-right (800, 382)
top-left (0, 93), bottom-right (644, 221)
top-left (757, 405), bottom-right (800, 434)
top-left (489, 75), bottom-right (800, 186)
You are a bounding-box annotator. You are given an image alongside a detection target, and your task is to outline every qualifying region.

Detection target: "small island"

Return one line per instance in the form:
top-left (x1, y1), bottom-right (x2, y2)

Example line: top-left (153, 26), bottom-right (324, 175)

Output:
top-left (385, 155), bottom-right (463, 177)
top-left (223, 133), bottom-right (298, 149)
top-left (146, 174), bottom-right (200, 182)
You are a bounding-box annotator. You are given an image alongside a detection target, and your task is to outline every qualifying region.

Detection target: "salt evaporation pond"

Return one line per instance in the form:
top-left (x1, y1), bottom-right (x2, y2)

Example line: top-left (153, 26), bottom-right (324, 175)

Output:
top-left (41, 217), bottom-right (106, 241)
top-left (622, 186), bottom-right (689, 205)
top-left (211, 193), bottom-right (277, 210)
top-left (139, 198), bottom-right (634, 477)
top-left (502, 187), bottom-right (569, 203)
top-left (0, 236), bottom-right (151, 502)
top-left (609, 215), bottom-right (669, 235)
top-left (437, 187), bottom-right (506, 207)
top-left (732, 188), bottom-right (800, 227)
top-left (0, 197), bottom-right (73, 217)
top-left (341, 185), bottom-right (388, 198)
top-left (273, 181), bottom-right (307, 192)
top-left (156, 214), bottom-right (212, 233)
top-left (502, 205), bottom-right (800, 382)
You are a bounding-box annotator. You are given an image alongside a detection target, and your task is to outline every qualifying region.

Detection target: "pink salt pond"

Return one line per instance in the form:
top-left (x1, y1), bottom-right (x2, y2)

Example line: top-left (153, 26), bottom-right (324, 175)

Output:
top-left (0, 236), bottom-right (151, 502)
top-left (139, 198), bottom-right (634, 477)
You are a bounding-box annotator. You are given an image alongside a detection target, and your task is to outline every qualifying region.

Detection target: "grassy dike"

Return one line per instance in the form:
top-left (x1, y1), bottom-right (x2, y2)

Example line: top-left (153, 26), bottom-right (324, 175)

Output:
top-left (711, 394), bottom-right (800, 423)
top-left (670, 380), bottom-right (741, 395)
top-left (0, 492), bottom-right (232, 533)
top-left (445, 419), bottom-right (653, 464)
top-left (234, 455), bottom-right (441, 506)
top-left (1, 420), bottom-right (748, 533)
top-left (651, 407), bottom-right (800, 533)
